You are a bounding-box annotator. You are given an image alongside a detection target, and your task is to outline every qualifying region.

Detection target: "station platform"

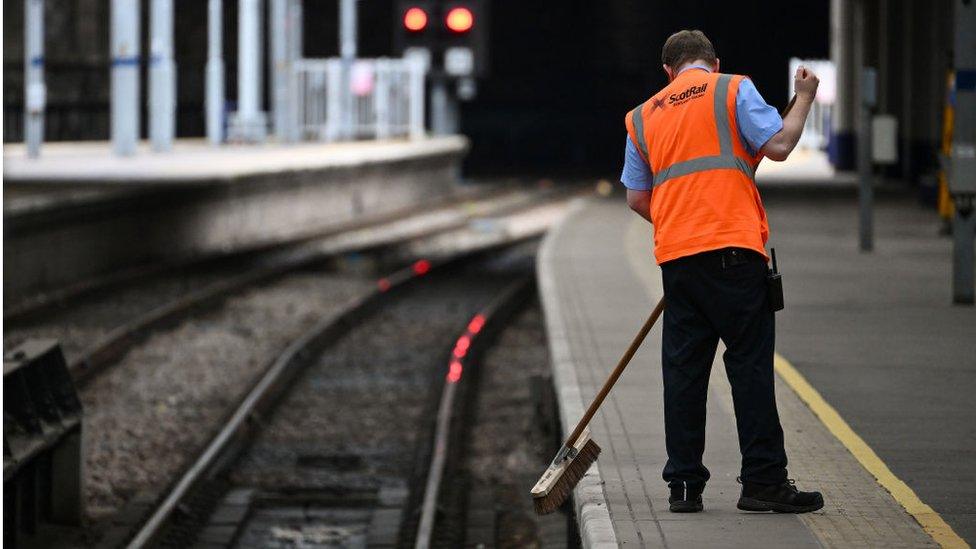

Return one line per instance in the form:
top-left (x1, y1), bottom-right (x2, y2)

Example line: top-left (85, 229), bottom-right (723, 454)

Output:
top-left (3, 137), bottom-right (467, 300)
top-left (2, 138), bottom-right (465, 187)
top-left (538, 192), bottom-right (973, 547)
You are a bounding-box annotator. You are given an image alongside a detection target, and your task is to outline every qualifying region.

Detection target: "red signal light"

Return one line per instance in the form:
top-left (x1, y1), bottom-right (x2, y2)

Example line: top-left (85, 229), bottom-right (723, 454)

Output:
top-left (412, 259), bottom-right (431, 275)
top-left (447, 360), bottom-right (463, 383)
top-left (445, 7), bottom-right (474, 33)
top-left (467, 314), bottom-right (485, 334)
top-left (453, 334), bottom-right (471, 358)
top-left (403, 7), bottom-right (428, 32)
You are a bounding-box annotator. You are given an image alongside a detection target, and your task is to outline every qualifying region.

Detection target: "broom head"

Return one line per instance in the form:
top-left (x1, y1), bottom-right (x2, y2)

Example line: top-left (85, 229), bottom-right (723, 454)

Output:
top-left (531, 428), bottom-right (601, 515)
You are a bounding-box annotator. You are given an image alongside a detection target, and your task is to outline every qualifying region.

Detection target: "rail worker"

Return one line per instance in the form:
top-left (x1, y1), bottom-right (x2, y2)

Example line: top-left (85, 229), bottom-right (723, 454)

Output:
top-left (621, 29), bottom-right (824, 514)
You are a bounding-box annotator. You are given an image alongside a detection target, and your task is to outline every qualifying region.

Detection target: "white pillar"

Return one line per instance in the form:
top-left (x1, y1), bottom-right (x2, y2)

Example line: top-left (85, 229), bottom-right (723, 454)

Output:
top-left (289, 0), bottom-right (302, 61)
top-left (340, 0), bottom-right (357, 61)
top-left (407, 55), bottom-right (426, 140)
top-left (24, 0), bottom-right (45, 158)
top-left (149, 0), bottom-right (176, 151)
top-left (206, 0), bottom-right (224, 144)
top-left (111, 0), bottom-right (141, 156)
top-left (229, 0), bottom-right (267, 142)
top-left (339, 0), bottom-right (357, 139)
top-left (430, 78), bottom-right (457, 135)
top-left (271, 0), bottom-right (289, 140)
top-left (287, 0), bottom-right (303, 141)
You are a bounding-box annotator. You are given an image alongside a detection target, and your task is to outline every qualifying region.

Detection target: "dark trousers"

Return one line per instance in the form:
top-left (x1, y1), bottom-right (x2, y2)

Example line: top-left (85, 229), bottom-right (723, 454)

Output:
top-left (660, 247), bottom-right (788, 487)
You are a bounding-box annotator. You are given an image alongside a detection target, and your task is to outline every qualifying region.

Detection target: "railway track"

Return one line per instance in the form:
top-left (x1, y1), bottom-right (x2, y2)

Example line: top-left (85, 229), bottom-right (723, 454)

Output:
top-left (110, 241), bottom-right (574, 548)
top-left (4, 186), bottom-right (582, 547)
top-left (4, 184), bottom-right (578, 387)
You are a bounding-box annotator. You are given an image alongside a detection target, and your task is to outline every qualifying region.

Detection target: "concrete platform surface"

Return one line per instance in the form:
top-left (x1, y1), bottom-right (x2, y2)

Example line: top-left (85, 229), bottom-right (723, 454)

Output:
top-left (2, 137), bottom-right (467, 186)
top-left (537, 194), bottom-right (966, 548)
top-left (755, 148), bottom-right (856, 188)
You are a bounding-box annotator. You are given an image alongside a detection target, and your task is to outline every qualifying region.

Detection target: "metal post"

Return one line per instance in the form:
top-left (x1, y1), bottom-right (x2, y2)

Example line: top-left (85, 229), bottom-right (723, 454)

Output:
top-left (953, 199), bottom-right (975, 305)
top-left (430, 77), bottom-right (457, 135)
top-left (24, 0), bottom-right (45, 158)
top-left (900, 0), bottom-right (913, 181)
top-left (339, 0), bottom-right (357, 139)
top-left (206, 0), bottom-right (224, 144)
top-left (853, 0), bottom-right (874, 252)
top-left (858, 66), bottom-right (876, 252)
top-left (271, 0), bottom-right (289, 140)
top-left (229, 0), bottom-right (267, 142)
top-left (830, 0), bottom-right (856, 170)
top-left (950, 0), bottom-right (976, 304)
top-left (149, 0), bottom-right (176, 151)
top-left (286, 0), bottom-right (303, 142)
top-left (408, 55), bottom-right (426, 140)
top-left (374, 59), bottom-right (390, 139)
top-left (325, 58), bottom-right (342, 142)
top-left (289, 0), bottom-right (303, 60)
top-left (111, 0), bottom-right (141, 156)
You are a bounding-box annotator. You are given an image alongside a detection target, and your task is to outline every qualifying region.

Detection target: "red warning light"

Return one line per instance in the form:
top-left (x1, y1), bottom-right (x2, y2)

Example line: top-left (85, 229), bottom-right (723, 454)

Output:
top-left (467, 314), bottom-right (486, 334)
top-left (412, 259), bottom-right (431, 275)
top-left (445, 7), bottom-right (474, 33)
top-left (403, 7), bottom-right (428, 32)
top-left (453, 334), bottom-right (471, 358)
top-left (447, 360), bottom-right (463, 383)
top-left (377, 278), bottom-right (391, 292)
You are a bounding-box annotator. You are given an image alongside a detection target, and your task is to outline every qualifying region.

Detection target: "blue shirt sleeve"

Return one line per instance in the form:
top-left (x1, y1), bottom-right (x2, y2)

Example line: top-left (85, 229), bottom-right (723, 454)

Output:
top-left (735, 79), bottom-right (783, 155)
top-left (620, 137), bottom-right (653, 191)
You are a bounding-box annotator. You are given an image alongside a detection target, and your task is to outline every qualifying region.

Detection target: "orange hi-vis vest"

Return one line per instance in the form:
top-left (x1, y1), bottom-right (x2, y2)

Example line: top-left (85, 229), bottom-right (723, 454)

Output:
top-left (625, 69), bottom-right (769, 265)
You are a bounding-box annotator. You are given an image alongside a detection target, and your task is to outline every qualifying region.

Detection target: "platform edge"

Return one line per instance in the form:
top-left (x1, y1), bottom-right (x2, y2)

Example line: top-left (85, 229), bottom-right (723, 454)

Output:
top-left (537, 197), bottom-right (619, 549)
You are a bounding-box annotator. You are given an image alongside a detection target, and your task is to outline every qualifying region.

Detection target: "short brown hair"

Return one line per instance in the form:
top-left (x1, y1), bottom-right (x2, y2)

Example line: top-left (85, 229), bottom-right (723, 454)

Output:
top-left (661, 30), bottom-right (717, 69)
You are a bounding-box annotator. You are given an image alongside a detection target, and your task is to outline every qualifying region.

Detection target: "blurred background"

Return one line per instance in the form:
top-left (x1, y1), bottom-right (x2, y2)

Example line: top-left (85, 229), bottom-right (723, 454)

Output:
top-left (7, 0), bottom-right (946, 177)
top-left (3, 2), bottom-right (975, 548)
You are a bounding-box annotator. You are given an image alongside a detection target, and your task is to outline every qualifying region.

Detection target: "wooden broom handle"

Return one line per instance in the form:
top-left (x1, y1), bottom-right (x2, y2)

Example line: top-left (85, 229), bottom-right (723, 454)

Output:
top-left (781, 94), bottom-right (798, 118)
top-left (563, 296), bottom-right (666, 448)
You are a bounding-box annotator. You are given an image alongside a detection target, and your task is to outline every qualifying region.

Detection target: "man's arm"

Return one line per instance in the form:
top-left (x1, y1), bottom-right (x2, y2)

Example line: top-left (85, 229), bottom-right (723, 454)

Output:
top-left (627, 189), bottom-right (653, 224)
top-left (760, 66), bottom-right (820, 161)
top-left (620, 138), bottom-right (654, 223)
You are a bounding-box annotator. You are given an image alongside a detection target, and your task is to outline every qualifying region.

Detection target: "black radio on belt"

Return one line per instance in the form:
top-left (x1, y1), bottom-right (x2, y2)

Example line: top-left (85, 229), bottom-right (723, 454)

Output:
top-left (767, 248), bottom-right (784, 312)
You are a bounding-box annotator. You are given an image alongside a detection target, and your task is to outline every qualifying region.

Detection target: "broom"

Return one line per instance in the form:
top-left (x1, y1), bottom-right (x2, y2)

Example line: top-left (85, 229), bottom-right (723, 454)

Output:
top-left (532, 296), bottom-right (666, 514)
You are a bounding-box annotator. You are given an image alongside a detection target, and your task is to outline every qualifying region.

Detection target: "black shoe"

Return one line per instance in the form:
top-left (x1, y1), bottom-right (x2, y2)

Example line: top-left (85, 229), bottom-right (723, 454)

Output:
top-left (669, 481), bottom-right (704, 513)
top-left (737, 479), bottom-right (824, 513)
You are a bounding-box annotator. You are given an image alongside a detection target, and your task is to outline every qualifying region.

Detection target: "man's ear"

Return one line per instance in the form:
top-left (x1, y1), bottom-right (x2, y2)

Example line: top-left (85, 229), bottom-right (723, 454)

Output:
top-left (663, 64), bottom-right (675, 82)
top-left (714, 58), bottom-right (721, 73)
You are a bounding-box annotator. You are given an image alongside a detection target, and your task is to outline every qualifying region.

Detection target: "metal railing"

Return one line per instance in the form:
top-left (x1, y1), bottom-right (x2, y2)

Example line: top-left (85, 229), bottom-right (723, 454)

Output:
top-left (293, 57), bottom-right (426, 142)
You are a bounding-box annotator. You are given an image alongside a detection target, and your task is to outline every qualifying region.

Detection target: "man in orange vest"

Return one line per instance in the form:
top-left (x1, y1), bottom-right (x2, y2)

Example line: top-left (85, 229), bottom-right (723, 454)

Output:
top-left (621, 29), bottom-right (824, 514)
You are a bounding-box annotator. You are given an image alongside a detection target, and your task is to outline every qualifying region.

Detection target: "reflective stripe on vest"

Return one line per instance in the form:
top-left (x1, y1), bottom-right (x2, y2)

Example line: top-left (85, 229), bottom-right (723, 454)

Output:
top-left (630, 103), bottom-right (648, 160)
top-left (652, 74), bottom-right (755, 187)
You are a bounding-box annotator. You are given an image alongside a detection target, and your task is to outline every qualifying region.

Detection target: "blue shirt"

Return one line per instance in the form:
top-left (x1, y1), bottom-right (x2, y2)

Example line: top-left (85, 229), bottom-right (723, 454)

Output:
top-left (620, 65), bottom-right (783, 191)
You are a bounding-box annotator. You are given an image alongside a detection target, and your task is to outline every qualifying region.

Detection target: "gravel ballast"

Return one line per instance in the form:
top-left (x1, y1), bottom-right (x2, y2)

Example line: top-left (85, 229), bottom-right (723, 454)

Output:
top-left (80, 271), bottom-right (372, 521)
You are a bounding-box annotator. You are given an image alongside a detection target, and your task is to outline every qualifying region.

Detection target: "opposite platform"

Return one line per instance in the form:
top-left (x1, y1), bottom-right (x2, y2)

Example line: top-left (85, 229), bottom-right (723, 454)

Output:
top-left (537, 196), bottom-right (941, 548)
top-left (4, 137), bottom-right (467, 300)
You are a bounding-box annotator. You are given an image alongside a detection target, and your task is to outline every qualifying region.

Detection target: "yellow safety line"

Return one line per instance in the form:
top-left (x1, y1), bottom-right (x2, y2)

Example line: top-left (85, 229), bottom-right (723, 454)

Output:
top-left (774, 353), bottom-right (970, 549)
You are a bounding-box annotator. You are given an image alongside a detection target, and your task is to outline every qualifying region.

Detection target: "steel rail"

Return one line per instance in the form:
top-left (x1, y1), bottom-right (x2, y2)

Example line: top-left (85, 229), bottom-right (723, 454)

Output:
top-left (124, 237), bottom-right (541, 548)
top-left (61, 186), bottom-right (576, 386)
top-left (414, 276), bottom-right (534, 549)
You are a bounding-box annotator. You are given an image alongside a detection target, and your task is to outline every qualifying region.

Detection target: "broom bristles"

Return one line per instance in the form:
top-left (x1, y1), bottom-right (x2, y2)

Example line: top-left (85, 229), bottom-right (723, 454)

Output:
top-left (533, 439), bottom-right (601, 515)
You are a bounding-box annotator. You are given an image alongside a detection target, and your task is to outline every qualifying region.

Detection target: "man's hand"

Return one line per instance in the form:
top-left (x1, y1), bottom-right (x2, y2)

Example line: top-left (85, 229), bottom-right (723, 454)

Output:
top-left (627, 189), bottom-right (653, 224)
top-left (794, 66), bottom-right (819, 102)
top-left (761, 67), bottom-right (819, 161)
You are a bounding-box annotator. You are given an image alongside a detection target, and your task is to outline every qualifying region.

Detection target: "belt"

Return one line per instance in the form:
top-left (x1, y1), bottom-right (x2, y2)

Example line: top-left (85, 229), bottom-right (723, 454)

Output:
top-left (690, 247), bottom-right (764, 268)
top-left (719, 247), bottom-right (763, 268)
